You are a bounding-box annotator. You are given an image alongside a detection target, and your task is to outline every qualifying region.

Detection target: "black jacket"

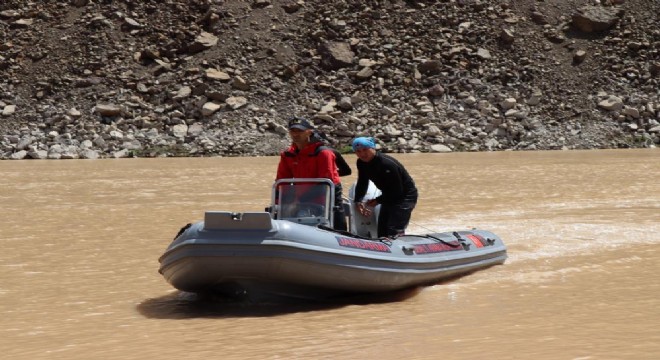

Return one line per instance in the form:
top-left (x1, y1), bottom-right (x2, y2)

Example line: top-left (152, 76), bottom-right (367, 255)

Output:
top-left (332, 148), bottom-right (352, 177)
top-left (354, 152), bottom-right (418, 205)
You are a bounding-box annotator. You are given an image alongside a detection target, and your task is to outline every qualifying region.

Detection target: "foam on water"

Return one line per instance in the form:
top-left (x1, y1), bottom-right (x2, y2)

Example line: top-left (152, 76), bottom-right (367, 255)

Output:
top-left (417, 206), bottom-right (659, 289)
top-left (410, 206), bottom-right (660, 265)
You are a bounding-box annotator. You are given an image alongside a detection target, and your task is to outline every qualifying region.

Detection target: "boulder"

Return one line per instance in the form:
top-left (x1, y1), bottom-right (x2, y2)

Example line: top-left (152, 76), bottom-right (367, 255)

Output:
top-left (572, 6), bottom-right (624, 33)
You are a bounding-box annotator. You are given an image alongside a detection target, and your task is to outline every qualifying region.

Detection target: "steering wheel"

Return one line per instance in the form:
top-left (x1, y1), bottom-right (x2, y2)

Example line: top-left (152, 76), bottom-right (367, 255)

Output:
top-left (295, 203), bottom-right (325, 217)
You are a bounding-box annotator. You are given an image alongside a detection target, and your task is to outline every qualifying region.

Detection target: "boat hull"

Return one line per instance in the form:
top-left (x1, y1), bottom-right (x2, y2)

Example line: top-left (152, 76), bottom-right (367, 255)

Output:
top-left (159, 212), bottom-right (507, 299)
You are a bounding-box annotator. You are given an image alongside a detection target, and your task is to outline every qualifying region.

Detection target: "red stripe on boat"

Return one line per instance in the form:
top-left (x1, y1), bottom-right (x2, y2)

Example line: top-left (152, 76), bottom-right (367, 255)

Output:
top-left (466, 234), bottom-right (484, 248)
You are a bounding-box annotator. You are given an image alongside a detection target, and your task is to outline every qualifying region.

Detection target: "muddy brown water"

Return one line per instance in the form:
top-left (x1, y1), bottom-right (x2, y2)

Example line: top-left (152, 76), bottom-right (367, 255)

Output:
top-left (1, 149), bottom-right (658, 359)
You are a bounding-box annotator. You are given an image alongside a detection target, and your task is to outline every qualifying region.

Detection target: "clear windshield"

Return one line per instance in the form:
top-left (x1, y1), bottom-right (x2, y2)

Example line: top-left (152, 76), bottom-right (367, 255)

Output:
top-left (272, 179), bottom-right (334, 226)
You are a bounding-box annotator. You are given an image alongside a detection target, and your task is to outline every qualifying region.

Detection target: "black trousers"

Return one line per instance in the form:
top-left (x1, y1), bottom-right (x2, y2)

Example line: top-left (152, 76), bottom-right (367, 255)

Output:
top-left (333, 183), bottom-right (347, 231)
top-left (377, 200), bottom-right (416, 238)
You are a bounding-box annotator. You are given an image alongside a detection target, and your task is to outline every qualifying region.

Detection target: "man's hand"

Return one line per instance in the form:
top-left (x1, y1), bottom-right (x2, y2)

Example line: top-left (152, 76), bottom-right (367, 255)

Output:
top-left (357, 199), bottom-right (378, 217)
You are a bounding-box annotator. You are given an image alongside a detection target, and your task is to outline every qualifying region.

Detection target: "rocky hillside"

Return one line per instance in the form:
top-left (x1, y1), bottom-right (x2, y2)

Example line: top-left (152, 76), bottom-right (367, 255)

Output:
top-left (1, 0), bottom-right (658, 159)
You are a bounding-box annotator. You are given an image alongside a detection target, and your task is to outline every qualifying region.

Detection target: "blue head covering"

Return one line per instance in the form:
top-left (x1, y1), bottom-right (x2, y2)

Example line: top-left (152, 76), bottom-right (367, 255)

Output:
top-left (352, 137), bottom-right (376, 152)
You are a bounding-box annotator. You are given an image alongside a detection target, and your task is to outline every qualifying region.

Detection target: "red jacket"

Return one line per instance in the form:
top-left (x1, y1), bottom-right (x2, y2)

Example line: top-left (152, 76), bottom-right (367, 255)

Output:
top-left (276, 142), bottom-right (341, 184)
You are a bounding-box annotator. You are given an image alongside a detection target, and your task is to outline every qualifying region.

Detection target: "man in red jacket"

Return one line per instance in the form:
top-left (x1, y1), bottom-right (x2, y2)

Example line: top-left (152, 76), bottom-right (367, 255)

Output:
top-left (276, 117), bottom-right (347, 231)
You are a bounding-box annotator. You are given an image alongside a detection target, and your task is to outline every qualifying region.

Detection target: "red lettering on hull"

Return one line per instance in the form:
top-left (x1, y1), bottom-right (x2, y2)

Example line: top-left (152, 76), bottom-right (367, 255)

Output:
top-left (336, 237), bottom-right (391, 253)
top-left (413, 242), bottom-right (462, 254)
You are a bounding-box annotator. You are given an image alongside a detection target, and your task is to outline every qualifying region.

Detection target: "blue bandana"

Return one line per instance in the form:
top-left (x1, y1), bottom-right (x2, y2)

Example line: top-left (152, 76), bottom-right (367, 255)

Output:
top-left (352, 137), bottom-right (376, 152)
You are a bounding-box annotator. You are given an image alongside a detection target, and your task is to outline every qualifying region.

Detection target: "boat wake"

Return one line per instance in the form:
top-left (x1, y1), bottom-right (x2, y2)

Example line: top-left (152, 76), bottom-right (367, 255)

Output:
top-left (412, 207), bottom-right (660, 264)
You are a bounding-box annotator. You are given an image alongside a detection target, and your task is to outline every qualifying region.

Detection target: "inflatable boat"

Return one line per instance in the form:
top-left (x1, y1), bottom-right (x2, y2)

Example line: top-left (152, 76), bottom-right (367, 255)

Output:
top-left (158, 178), bottom-right (507, 299)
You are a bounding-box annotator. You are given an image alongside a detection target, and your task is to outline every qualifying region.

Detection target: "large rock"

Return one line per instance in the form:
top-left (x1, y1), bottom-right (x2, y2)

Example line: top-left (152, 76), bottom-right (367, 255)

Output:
top-left (95, 104), bottom-right (123, 117)
top-left (172, 86), bottom-right (191, 100)
top-left (2, 104), bottom-right (16, 116)
top-left (318, 41), bottom-right (354, 70)
top-left (598, 96), bottom-right (624, 112)
top-left (188, 31), bottom-right (218, 54)
top-left (9, 150), bottom-right (27, 160)
top-left (418, 60), bottom-right (442, 75)
top-left (429, 144), bottom-right (452, 153)
top-left (206, 68), bottom-right (231, 81)
top-left (80, 149), bottom-right (100, 159)
top-left (172, 124), bottom-right (189, 138)
top-left (572, 6), bottom-right (624, 33)
top-left (202, 102), bottom-right (223, 116)
top-left (226, 96), bottom-right (247, 110)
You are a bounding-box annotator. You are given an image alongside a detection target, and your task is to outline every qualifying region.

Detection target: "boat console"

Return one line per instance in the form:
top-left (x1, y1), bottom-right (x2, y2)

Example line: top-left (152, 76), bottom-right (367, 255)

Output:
top-left (270, 178), bottom-right (335, 227)
top-left (269, 178), bottom-right (382, 238)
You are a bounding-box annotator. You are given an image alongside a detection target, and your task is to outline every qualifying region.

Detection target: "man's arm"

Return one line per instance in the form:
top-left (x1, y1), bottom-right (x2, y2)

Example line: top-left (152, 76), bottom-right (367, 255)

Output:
top-left (333, 149), bottom-right (352, 176)
top-left (353, 161), bottom-right (368, 203)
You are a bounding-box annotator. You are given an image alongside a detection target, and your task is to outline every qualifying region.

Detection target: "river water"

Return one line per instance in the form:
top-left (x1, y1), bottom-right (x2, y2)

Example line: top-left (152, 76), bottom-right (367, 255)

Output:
top-left (1, 149), bottom-right (658, 360)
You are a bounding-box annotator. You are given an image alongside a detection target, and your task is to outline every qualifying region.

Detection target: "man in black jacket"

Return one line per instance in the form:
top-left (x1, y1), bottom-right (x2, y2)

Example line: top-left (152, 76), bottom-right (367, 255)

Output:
top-left (352, 137), bottom-right (418, 238)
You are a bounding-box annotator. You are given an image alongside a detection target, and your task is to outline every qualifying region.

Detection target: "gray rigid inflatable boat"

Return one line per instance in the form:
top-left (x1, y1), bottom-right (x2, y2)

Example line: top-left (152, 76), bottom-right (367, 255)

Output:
top-left (158, 178), bottom-right (507, 299)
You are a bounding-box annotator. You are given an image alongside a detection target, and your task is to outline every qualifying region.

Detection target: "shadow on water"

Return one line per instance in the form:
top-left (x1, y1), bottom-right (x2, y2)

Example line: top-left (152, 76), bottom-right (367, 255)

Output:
top-left (136, 287), bottom-right (423, 319)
